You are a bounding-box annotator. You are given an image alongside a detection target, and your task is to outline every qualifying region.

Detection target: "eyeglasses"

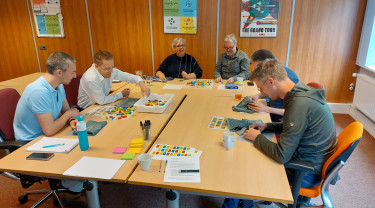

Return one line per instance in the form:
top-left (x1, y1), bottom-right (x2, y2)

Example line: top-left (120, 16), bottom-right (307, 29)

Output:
top-left (224, 46), bottom-right (234, 50)
top-left (175, 44), bottom-right (185, 48)
top-left (257, 79), bottom-right (268, 92)
top-left (103, 67), bottom-right (113, 72)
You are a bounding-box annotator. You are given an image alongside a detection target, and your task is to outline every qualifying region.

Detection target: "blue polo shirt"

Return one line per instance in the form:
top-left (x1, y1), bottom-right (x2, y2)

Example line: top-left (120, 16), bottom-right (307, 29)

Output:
top-left (268, 66), bottom-right (299, 121)
top-left (13, 76), bottom-right (65, 141)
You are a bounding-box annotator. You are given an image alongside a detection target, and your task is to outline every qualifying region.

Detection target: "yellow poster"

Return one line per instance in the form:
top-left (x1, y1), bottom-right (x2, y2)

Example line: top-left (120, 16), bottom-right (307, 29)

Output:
top-left (180, 17), bottom-right (196, 34)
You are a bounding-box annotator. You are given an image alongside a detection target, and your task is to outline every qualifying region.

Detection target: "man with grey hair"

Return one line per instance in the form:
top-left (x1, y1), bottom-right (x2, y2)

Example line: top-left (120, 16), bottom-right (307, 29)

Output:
top-left (13, 52), bottom-right (90, 206)
top-left (156, 38), bottom-right (202, 80)
top-left (214, 34), bottom-right (250, 84)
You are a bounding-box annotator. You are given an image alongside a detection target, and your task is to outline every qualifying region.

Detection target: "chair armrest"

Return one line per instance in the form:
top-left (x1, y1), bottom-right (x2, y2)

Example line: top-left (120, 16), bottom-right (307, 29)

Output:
top-left (285, 158), bottom-right (315, 172)
top-left (0, 140), bottom-right (28, 152)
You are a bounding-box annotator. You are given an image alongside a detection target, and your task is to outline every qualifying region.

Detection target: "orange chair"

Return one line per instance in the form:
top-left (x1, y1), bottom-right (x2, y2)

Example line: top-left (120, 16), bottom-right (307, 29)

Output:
top-left (307, 82), bottom-right (324, 89)
top-left (284, 122), bottom-right (363, 208)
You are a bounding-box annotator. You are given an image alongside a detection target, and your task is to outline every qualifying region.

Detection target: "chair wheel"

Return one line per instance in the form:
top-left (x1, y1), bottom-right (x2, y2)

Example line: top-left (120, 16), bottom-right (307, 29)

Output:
top-left (18, 194), bottom-right (28, 204)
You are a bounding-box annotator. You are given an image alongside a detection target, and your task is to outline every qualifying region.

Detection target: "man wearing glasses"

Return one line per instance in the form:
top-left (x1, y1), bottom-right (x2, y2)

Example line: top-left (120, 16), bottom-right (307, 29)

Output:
top-left (214, 34), bottom-right (250, 84)
top-left (78, 50), bottom-right (151, 110)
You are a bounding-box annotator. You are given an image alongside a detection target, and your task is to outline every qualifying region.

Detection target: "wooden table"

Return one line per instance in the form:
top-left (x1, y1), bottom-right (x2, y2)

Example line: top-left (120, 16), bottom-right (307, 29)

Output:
top-left (0, 78), bottom-right (293, 207)
top-left (128, 94), bottom-right (293, 204)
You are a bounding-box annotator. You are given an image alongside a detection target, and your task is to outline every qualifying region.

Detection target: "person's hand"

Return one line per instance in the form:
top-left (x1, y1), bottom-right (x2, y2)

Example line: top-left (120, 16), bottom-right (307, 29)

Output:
top-left (247, 102), bottom-right (268, 113)
top-left (249, 122), bottom-right (267, 132)
top-left (66, 108), bottom-right (80, 118)
top-left (121, 88), bottom-right (130, 98)
top-left (216, 77), bottom-right (222, 83)
top-left (181, 71), bottom-right (188, 79)
top-left (226, 77), bottom-right (234, 84)
top-left (158, 73), bottom-right (166, 81)
top-left (243, 128), bottom-right (261, 141)
top-left (141, 85), bottom-right (151, 97)
top-left (70, 119), bottom-right (78, 129)
top-left (250, 94), bottom-right (261, 102)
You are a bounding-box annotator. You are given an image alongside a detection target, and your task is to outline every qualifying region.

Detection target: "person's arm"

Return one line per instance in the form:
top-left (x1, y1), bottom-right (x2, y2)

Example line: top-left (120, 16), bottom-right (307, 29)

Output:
top-left (139, 81), bottom-right (151, 97)
top-left (156, 57), bottom-right (170, 80)
top-left (190, 56), bottom-right (202, 78)
top-left (247, 102), bottom-right (285, 115)
top-left (252, 102), bottom-right (308, 164)
top-left (85, 80), bottom-right (123, 105)
top-left (35, 108), bottom-right (80, 137)
top-left (214, 54), bottom-right (223, 79)
top-left (235, 54), bottom-right (250, 80)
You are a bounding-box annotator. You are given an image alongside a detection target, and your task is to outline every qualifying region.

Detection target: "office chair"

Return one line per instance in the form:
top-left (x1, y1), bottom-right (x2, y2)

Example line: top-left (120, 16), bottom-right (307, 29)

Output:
top-left (283, 121), bottom-right (363, 208)
top-left (307, 82), bottom-right (324, 89)
top-left (63, 74), bottom-right (82, 107)
top-left (0, 88), bottom-right (70, 207)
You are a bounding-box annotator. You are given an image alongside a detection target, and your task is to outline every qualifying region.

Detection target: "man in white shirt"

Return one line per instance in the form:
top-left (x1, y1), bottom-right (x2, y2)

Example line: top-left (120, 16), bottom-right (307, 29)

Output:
top-left (78, 50), bottom-right (151, 110)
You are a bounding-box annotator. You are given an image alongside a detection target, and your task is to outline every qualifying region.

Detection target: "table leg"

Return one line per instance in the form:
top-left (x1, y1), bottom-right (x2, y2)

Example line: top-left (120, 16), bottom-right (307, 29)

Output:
top-left (166, 189), bottom-right (180, 208)
top-left (86, 180), bottom-right (100, 208)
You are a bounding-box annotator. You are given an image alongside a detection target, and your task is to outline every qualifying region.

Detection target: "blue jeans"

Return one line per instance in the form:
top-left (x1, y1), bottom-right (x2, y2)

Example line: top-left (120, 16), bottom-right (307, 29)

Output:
top-left (222, 198), bottom-right (255, 208)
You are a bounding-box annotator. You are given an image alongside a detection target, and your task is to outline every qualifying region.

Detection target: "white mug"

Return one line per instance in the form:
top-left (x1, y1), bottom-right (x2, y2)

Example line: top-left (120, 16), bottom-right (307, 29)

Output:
top-left (137, 153), bottom-right (152, 171)
top-left (223, 131), bottom-right (235, 149)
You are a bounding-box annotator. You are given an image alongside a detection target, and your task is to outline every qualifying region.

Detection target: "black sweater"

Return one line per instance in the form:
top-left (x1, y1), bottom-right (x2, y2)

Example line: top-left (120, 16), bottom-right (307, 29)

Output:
top-left (157, 54), bottom-right (202, 78)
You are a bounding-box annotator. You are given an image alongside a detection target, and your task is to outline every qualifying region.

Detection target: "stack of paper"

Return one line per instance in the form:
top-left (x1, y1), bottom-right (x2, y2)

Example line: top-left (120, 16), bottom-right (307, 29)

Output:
top-left (26, 137), bottom-right (78, 153)
top-left (164, 156), bottom-right (200, 183)
top-left (63, 156), bottom-right (125, 180)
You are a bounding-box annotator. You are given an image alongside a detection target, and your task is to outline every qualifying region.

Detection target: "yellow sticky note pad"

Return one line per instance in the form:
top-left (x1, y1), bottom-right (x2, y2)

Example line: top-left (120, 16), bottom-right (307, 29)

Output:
top-left (131, 138), bottom-right (144, 145)
top-left (128, 148), bottom-right (142, 153)
top-left (130, 143), bottom-right (143, 148)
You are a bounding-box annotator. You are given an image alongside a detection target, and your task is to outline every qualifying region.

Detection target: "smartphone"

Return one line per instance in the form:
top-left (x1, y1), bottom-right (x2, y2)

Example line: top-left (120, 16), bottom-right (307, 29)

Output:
top-left (26, 153), bottom-right (54, 161)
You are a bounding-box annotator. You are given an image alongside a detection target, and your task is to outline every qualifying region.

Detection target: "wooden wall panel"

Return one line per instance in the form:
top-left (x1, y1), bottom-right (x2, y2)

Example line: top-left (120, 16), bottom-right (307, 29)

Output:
top-left (288, 0), bottom-right (366, 103)
top-left (218, 0), bottom-right (293, 66)
top-left (32, 0), bottom-right (92, 74)
top-left (87, 0), bottom-right (153, 76)
top-left (151, 0), bottom-right (218, 78)
top-left (0, 0), bottom-right (39, 82)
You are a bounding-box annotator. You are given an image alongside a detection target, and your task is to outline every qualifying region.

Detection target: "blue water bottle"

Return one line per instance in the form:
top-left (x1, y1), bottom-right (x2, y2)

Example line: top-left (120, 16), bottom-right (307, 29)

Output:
top-left (76, 116), bottom-right (89, 151)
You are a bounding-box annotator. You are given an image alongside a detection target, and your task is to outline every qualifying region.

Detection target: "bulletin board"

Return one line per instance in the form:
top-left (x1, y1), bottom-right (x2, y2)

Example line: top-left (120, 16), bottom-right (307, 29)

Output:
top-left (31, 0), bottom-right (65, 38)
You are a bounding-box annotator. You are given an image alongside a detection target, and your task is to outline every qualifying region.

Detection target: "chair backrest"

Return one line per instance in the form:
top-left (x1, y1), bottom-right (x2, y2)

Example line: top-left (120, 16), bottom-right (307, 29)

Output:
top-left (307, 82), bottom-right (324, 89)
top-left (0, 88), bottom-right (21, 141)
top-left (321, 122), bottom-right (363, 179)
top-left (63, 74), bottom-right (82, 107)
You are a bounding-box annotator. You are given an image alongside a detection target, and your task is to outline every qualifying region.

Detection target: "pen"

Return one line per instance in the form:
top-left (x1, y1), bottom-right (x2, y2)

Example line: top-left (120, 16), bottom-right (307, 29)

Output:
top-left (159, 160), bottom-right (162, 172)
top-left (140, 121), bottom-right (144, 130)
top-left (164, 160), bottom-right (168, 173)
top-left (180, 169), bottom-right (200, 173)
top-left (42, 143), bottom-right (65, 148)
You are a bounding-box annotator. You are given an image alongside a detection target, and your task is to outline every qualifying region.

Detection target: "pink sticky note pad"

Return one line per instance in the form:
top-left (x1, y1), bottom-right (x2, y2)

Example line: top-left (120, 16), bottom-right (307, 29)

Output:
top-left (113, 147), bottom-right (127, 154)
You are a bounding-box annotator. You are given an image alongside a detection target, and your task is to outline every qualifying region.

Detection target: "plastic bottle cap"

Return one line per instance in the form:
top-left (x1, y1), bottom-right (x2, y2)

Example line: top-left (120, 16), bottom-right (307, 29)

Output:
top-left (76, 116), bottom-right (84, 121)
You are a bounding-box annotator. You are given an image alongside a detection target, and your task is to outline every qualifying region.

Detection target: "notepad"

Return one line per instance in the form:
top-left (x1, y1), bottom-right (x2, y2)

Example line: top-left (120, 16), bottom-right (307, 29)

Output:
top-left (130, 138), bottom-right (144, 148)
top-left (128, 148), bottom-right (142, 153)
top-left (26, 137), bottom-right (78, 153)
top-left (112, 147), bottom-right (127, 154)
top-left (121, 152), bottom-right (136, 160)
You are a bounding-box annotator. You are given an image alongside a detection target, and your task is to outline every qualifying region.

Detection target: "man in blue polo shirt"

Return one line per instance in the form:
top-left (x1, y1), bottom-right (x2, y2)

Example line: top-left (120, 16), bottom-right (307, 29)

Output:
top-left (13, 52), bottom-right (87, 206)
top-left (247, 49), bottom-right (299, 122)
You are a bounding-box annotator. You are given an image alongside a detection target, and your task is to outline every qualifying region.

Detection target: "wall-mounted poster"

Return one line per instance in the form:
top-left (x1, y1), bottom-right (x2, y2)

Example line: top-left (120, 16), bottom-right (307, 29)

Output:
top-left (240, 0), bottom-right (279, 37)
top-left (31, 0), bottom-right (65, 38)
top-left (163, 0), bottom-right (197, 34)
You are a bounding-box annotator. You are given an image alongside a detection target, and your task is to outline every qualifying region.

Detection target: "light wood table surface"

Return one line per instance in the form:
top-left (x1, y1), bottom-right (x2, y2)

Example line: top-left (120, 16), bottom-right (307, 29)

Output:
top-left (128, 93), bottom-right (293, 204)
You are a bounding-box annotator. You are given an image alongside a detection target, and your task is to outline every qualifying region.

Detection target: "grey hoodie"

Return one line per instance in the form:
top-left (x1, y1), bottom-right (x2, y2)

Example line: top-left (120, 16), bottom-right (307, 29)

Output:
top-left (253, 82), bottom-right (337, 174)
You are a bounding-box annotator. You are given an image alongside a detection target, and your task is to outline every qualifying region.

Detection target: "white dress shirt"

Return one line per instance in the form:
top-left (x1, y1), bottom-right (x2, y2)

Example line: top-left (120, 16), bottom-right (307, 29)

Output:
top-left (78, 64), bottom-right (143, 109)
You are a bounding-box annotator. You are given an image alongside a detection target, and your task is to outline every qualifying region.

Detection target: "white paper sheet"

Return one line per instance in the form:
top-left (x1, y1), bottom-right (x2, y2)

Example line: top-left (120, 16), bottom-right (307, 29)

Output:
top-left (163, 157), bottom-right (200, 183)
top-left (63, 156), bottom-right (125, 180)
top-left (26, 137), bottom-right (78, 153)
top-left (162, 84), bottom-right (184, 90)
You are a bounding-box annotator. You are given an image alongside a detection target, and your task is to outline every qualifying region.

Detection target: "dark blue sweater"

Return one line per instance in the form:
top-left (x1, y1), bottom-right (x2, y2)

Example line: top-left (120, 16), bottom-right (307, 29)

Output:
top-left (157, 54), bottom-right (202, 78)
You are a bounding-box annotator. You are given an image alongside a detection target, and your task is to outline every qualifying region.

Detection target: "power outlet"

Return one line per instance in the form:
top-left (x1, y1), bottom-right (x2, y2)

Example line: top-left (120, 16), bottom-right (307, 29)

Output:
top-left (39, 45), bottom-right (47, 50)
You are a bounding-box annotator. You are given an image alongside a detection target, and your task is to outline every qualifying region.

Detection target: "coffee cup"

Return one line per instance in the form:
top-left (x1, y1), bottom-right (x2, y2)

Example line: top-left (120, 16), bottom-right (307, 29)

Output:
top-left (137, 153), bottom-right (152, 171)
top-left (223, 131), bottom-right (235, 149)
top-left (237, 77), bottom-right (244, 85)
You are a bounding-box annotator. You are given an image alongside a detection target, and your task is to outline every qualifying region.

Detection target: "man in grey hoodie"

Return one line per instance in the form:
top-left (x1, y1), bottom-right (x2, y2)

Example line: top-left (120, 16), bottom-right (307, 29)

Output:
top-left (222, 59), bottom-right (337, 208)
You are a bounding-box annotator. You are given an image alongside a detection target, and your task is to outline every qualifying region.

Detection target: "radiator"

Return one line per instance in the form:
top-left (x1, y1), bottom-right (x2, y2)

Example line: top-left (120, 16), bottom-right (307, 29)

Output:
top-left (353, 74), bottom-right (375, 122)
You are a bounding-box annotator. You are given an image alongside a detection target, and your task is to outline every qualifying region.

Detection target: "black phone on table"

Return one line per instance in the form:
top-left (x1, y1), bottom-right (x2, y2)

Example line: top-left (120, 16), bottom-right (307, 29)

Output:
top-left (26, 153), bottom-right (54, 161)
